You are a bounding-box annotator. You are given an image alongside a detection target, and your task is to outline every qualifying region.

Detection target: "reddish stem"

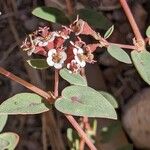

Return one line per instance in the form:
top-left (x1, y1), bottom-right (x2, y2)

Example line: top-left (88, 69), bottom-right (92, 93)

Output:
top-left (119, 0), bottom-right (144, 42)
top-left (54, 69), bottom-right (59, 97)
top-left (0, 67), bottom-right (54, 102)
top-left (66, 115), bottom-right (97, 150)
top-left (109, 42), bottom-right (136, 50)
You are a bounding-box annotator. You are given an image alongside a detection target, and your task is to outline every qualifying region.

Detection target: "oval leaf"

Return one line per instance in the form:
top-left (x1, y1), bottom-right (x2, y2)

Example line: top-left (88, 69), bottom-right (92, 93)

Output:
top-left (32, 7), bottom-right (69, 24)
top-left (0, 115), bottom-right (8, 132)
top-left (107, 45), bottom-right (132, 64)
top-left (59, 68), bottom-right (87, 86)
top-left (99, 91), bottom-right (118, 108)
top-left (27, 59), bottom-right (49, 70)
top-left (77, 9), bottom-right (112, 30)
top-left (55, 85), bottom-right (117, 119)
top-left (131, 50), bottom-right (150, 85)
top-left (0, 138), bottom-right (9, 150)
top-left (146, 25), bottom-right (150, 37)
top-left (104, 25), bottom-right (114, 39)
top-left (0, 132), bottom-right (19, 150)
top-left (0, 93), bottom-right (51, 115)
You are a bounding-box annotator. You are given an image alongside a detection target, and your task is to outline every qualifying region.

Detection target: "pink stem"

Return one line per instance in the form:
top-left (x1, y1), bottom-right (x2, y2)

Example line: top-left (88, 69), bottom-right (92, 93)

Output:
top-left (109, 42), bottom-right (136, 50)
top-left (54, 69), bottom-right (59, 97)
top-left (0, 67), bottom-right (53, 102)
top-left (66, 115), bottom-right (97, 150)
top-left (119, 0), bottom-right (144, 41)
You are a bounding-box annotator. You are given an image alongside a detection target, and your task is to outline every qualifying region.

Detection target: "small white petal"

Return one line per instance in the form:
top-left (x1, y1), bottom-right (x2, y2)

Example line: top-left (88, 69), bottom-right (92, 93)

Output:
top-left (60, 52), bottom-right (67, 61)
top-left (79, 61), bottom-right (86, 67)
top-left (73, 48), bottom-right (78, 55)
top-left (67, 63), bottom-right (70, 69)
top-left (47, 57), bottom-right (54, 66)
top-left (48, 49), bottom-right (56, 57)
top-left (74, 56), bottom-right (81, 64)
top-left (71, 59), bottom-right (77, 63)
top-left (78, 47), bottom-right (84, 54)
top-left (70, 41), bottom-right (75, 46)
top-left (54, 63), bottom-right (63, 69)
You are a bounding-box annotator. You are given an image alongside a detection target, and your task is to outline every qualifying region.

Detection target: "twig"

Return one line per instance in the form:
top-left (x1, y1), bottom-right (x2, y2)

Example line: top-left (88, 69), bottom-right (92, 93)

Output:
top-left (0, 67), bottom-right (54, 101)
top-left (66, 115), bottom-right (97, 150)
top-left (54, 69), bottom-right (59, 97)
top-left (42, 114), bottom-right (48, 150)
top-left (65, 0), bottom-right (73, 16)
top-left (119, 0), bottom-right (145, 48)
top-left (0, 42), bottom-right (17, 65)
top-left (109, 42), bottom-right (136, 50)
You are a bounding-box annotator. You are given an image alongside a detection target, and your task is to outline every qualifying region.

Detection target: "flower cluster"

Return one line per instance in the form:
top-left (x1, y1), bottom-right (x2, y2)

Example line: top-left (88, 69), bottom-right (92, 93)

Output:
top-left (21, 18), bottom-right (100, 73)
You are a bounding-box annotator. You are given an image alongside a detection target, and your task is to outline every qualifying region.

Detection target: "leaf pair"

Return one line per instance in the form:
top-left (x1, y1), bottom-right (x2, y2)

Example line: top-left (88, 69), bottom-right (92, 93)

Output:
top-left (55, 68), bottom-right (117, 119)
top-left (32, 7), bottom-right (112, 30)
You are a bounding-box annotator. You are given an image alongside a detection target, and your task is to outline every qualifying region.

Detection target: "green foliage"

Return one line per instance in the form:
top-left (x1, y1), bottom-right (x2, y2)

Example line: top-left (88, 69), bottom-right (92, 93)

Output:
top-left (146, 25), bottom-right (150, 37)
top-left (27, 59), bottom-right (49, 70)
top-left (59, 68), bottom-right (87, 86)
top-left (0, 132), bottom-right (19, 150)
top-left (131, 50), bottom-right (150, 85)
top-left (101, 121), bottom-right (121, 143)
top-left (107, 45), bottom-right (132, 64)
top-left (77, 9), bottom-right (112, 30)
top-left (99, 91), bottom-right (118, 108)
top-left (117, 144), bottom-right (133, 150)
top-left (0, 93), bottom-right (51, 115)
top-left (55, 85), bottom-right (117, 119)
top-left (0, 115), bottom-right (8, 132)
top-left (104, 25), bottom-right (114, 39)
top-left (0, 138), bottom-right (9, 150)
top-left (32, 7), bottom-right (69, 24)
top-left (67, 128), bottom-right (80, 150)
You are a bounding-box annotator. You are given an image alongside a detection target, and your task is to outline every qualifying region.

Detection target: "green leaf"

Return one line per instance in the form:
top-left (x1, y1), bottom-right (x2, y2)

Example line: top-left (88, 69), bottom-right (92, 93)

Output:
top-left (146, 26), bottom-right (150, 37)
top-left (77, 9), bottom-right (112, 30)
top-left (0, 93), bottom-right (51, 115)
top-left (99, 91), bottom-right (118, 108)
top-left (117, 144), bottom-right (133, 150)
top-left (0, 138), bottom-right (9, 150)
top-left (32, 7), bottom-right (69, 24)
top-left (59, 68), bottom-right (87, 86)
top-left (104, 25), bottom-right (114, 39)
top-left (0, 132), bottom-right (19, 150)
top-left (55, 85), bottom-right (117, 119)
top-left (27, 59), bottom-right (49, 70)
top-left (67, 128), bottom-right (73, 142)
top-left (131, 50), bottom-right (150, 85)
top-left (107, 45), bottom-right (132, 64)
top-left (0, 115), bottom-right (8, 132)
top-left (101, 121), bottom-right (121, 143)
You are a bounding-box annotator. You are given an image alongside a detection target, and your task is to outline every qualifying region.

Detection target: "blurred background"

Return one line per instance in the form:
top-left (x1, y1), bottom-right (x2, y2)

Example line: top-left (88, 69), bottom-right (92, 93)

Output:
top-left (0, 0), bottom-right (150, 149)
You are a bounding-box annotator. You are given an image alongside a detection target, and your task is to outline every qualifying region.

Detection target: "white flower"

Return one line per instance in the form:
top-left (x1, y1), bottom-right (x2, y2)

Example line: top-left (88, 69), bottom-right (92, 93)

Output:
top-left (73, 47), bottom-right (86, 67)
top-left (67, 60), bottom-right (80, 73)
top-left (46, 49), bottom-right (67, 69)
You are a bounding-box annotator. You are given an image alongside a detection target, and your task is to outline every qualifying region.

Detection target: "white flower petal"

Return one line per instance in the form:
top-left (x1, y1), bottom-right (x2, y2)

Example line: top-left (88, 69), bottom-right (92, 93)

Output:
top-left (78, 47), bottom-right (84, 54)
top-left (80, 61), bottom-right (86, 67)
top-left (60, 52), bottom-right (67, 61)
top-left (67, 63), bottom-right (70, 69)
top-left (71, 59), bottom-right (77, 63)
top-left (73, 48), bottom-right (78, 55)
top-left (54, 63), bottom-right (63, 69)
top-left (70, 41), bottom-right (75, 46)
top-left (74, 56), bottom-right (81, 64)
top-left (48, 49), bottom-right (56, 57)
top-left (46, 57), bottom-right (54, 66)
